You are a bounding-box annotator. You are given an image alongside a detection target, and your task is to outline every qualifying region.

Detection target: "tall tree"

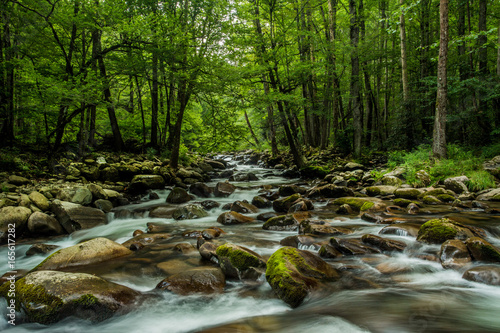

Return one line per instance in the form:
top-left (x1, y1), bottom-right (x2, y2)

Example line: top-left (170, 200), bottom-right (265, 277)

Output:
top-left (350, 0), bottom-right (362, 156)
top-left (433, 0), bottom-right (448, 159)
top-left (0, 0), bottom-right (15, 146)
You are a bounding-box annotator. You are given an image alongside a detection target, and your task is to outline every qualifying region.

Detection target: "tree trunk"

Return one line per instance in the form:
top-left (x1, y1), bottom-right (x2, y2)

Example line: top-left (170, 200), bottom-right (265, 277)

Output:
top-left (0, 0), bottom-right (15, 146)
top-left (478, 0), bottom-right (487, 75)
top-left (433, 0), bottom-right (448, 159)
top-left (151, 38), bottom-right (159, 148)
top-left (349, 0), bottom-right (362, 156)
top-left (497, 19), bottom-right (500, 77)
top-left (244, 109), bottom-right (260, 147)
top-left (93, 29), bottom-right (124, 151)
top-left (169, 80), bottom-right (191, 169)
top-left (399, 0), bottom-right (409, 101)
top-left (135, 76), bottom-right (146, 150)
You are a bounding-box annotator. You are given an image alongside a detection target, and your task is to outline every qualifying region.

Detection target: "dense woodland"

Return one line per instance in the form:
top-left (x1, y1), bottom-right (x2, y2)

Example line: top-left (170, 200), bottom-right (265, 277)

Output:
top-left (0, 0), bottom-right (499, 168)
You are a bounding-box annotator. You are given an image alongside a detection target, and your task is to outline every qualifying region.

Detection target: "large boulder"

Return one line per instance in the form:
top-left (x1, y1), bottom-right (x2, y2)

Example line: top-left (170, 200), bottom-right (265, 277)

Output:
top-left (216, 243), bottom-right (267, 279)
top-left (365, 186), bottom-right (398, 197)
top-left (172, 204), bottom-right (209, 220)
top-left (128, 174), bottom-right (165, 194)
top-left (0, 270), bottom-right (140, 324)
top-left (266, 247), bottom-right (339, 307)
top-left (444, 176), bottom-right (469, 194)
top-left (476, 188), bottom-right (500, 201)
top-left (27, 212), bottom-right (65, 235)
top-left (213, 181), bottom-right (236, 197)
top-left (28, 191), bottom-right (50, 211)
top-left (483, 155), bottom-right (500, 179)
top-left (417, 218), bottom-right (482, 244)
top-left (217, 211), bottom-right (255, 225)
top-left (465, 237), bottom-right (500, 263)
top-left (166, 187), bottom-right (193, 204)
top-left (156, 267), bottom-right (225, 295)
top-left (71, 188), bottom-right (93, 205)
top-left (87, 184), bottom-right (108, 200)
top-left (394, 188), bottom-right (424, 199)
top-left (8, 175), bottom-right (30, 185)
top-left (462, 265), bottom-right (500, 286)
top-left (34, 237), bottom-right (132, 271)
top-left (51, 200), bottom-right (107, 234)
top-left (0, 206), bottom-right (32, 243)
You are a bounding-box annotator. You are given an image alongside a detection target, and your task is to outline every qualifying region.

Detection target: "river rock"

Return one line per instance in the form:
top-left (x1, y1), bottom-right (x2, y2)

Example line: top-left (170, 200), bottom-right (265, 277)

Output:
top-left (266, 247), bottom-right (339, 307)
top-left (379, 222), bottom-right (421, 237)
top-left (71, 187), bottom-right (93, 205)
top-left (318, 244), bottom-right (343, 258)
top-left (0, 270), bottom-right (140, 324)
top-left (27, 211), bottom-right (65, 235)
top-left (122, 233), bottom-right (171, 249)
top-left (329, 237), bottom-right (381, 255)
top-left (166, 187), bottom-right (193, 204)
top-left (205, 159), bottom-right (226, 169)
top-left (128, 174), bottom-right (165, 195)
top-left (251, 195), bottom-right (272, 208)
top-left (214, 181), bottom-right (236, 197)
top-left (8, 175), bottom-right (30, 185)
top-left (483, 155), bottom-right (500, 179)
top-left (417, 218), bottom-right (480, 244)
top-left (465, 237), bottom-right (500, 263)
top-left (229, 172), bottom-right (259, 181)
top-left (156, 267), bottom-right (225, 295)
top-left (217, 211), bottom-right (255, 225)
top-left (51, 200), bottom-right (107, 233)
top-left (394, 188), bottom-right (424, 199)
top-left (28, 191), bottom-right (50, 211)
top-left (94, 199), bottom-right (113, 213)
top-left (202, 228), bottom-right (223, 240)
top-left (263, 215), bottom-right (298, 231)
top-left (80, 165), bottom-right (100, 181)
top-left (299, 220), bottom-right (353, 236)
top-left (422, 195), bottom-right (442, 205)
top-left (288, 199), bottom-right (314, 213)
top-left (476, 188), bottom-right (500, 201)
top-left (172, 204), bottom-right (209, 220)
top-left (415, 170), bottom-right (432, 187)
top-left (87, 183), bottom-right (108, 200)
top-left (0, 206), bottom-right (32, 243)
top-left (361, 234), bottom-right (407, 252)
top-left (444, 176), bottom-right (469, 194)
top-left (230, 200), bottom-right (259, 214)
top-left (280, 235), bottom-right (318, 249)
top-left (331, 197), bottom-right (385, 212)
top-left (365, 186), bottom-right (398, 197)
top-left (439, 239), bottom-right (472, 269)
top-left (273, 193), bottom-right (301, 213)
top-left (307, 184), bottom-right (354, 199)
top-left (200, 200), bottom-right (220, 210)
top-left (189, 182), bottom-right (212, 198)
top-left (199, 242), bottom-right (219, 263)
top-left (34, 237), bottom-right (132, 270)
top-left (462, 265), bottom-right (500, 286)
top-left (216, 243), bottom-right (267, 279)
top-left (26, 244), bottom-right (59, 256)
top-left (279, 185), bottom-right (307, 197)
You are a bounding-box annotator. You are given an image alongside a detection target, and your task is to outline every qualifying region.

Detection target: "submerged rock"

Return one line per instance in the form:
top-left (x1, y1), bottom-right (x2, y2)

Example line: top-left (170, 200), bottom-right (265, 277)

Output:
top-left (266, 247), bottom-right (339, 307)
top-left (156, 267), bottom-right (225, 295)
top-left (0, 270), bottom-right (140, 324)
top-left (463, 265), bottom-right (500, 286)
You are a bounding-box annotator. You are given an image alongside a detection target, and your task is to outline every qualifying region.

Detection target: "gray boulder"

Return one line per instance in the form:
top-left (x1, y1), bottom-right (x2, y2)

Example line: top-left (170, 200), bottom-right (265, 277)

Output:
top-left (51, 200), bottom-right (107, 234)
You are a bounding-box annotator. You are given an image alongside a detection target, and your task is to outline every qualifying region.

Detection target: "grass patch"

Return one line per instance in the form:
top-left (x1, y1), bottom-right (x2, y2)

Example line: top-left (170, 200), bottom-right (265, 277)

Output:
top-left (385, 144), bottom-right (495, 189)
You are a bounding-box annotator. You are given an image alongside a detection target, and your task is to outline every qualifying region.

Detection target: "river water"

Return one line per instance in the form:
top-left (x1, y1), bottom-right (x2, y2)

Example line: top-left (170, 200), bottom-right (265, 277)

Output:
top-left (1, 157), bottom-right (500, 332)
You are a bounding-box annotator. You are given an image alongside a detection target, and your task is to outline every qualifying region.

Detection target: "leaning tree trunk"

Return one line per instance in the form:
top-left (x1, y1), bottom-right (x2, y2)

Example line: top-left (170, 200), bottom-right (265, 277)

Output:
top-left (433, 0), bottom-right (448, 159)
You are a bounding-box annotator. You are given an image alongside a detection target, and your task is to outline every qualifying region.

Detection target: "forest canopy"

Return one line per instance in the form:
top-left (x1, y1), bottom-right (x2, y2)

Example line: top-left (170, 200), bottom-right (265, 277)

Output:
top-left (1, 0), bottom-right (499, 167)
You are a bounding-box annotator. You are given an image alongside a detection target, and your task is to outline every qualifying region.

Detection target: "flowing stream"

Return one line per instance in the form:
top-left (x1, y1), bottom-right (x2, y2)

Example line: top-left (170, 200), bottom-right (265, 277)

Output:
top-left (2, 157), bottom-right (500, 332)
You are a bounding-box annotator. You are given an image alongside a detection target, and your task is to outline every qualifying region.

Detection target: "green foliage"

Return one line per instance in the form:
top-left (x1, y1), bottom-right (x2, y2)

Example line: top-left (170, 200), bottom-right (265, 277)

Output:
top-left (386, 144), bottom-right (493, 189)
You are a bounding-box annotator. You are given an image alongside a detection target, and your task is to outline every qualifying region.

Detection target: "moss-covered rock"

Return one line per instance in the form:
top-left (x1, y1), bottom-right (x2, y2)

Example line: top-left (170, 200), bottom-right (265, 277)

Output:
top-left (332, 197), bottom-right (384, 212)
top-left (436, 193), bottom-right (456, 203)
top-left (156, 267), bottom-right (225, 295)
top-left (263, 215), bottom-right (298, 231)
top-left (365, 186), bottom-right (398, 197)
top-left (172, 204), bottom-right (209, 220)
top-left (299, 220), bottom-right (353, 236)
top-left (273, 193), bottom-right (301, 213)
top-left (394, 188), bottom-right (423, 199)
top-left (465, 237), bottom-right (500, 263)
top-left (307, 184), bottom-right (354, 199)
top-left (0, 270), bottom-right (140, 324)
top-left (216, 243), bottom-right (266, 279)
top-left (166, 187), bottom-right (193, 204)
top-left (279, 185), bottom-right (308, 197)
top-left (361, 234), bottom-right (407, 252)
top-left (439, 239), bottom-right (471, 269)
top-left (417, 218), bottom-right (478, 244)
top-left (266, 247), bottom-right (339, 307)
top-left (230, 200), bottom-right (259, 214)
top-left (421, 195), bottom-right (441, 205)
top-left (34, 237), bottom-right (132, 271)
top-left (393, 198), bottom-right (417, 207)
top-left (300, 165), bottom-right (330, 179)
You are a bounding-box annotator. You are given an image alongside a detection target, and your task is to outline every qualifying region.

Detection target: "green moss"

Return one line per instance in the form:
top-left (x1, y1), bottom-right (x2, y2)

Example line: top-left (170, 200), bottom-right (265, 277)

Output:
top-left (466, 238), bottom-right (500, 262)
top-left (417, 218), bottom-right (459, 244)
top-left (300, 165), bottom-right (330, 179)
top-left (360, 202), bottom-right (375, 211)
top-left (393, 198), bottom-right (417, 207)
top-left (437, 194), bottom-right (455, 202)
top-left (394, 188), bottom-right (422, 199)
top-left (216, 244), bottom-right (265, 271)
top-left (333, 197), bottom-right (376, 211)
top-left (14, 278), bottom-right (64, 324)
top-left (73, 294), bottom-right (100, 309)
top-left (365, 187), bottom-right (381, 197)
top-left (422, 195), bottom-right (442, 205)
